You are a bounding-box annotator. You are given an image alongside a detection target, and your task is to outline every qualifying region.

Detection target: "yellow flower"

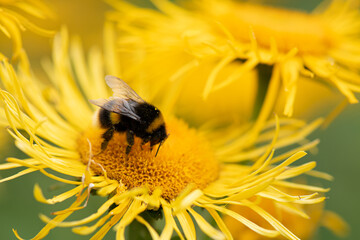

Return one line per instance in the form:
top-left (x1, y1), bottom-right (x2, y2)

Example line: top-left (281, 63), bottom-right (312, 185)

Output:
top-left (0, 0), bottom-right (54, 59)
top-left (107, 0), bottom-right (360, 122)
top-left (0, 28), bottom-right (331, 240)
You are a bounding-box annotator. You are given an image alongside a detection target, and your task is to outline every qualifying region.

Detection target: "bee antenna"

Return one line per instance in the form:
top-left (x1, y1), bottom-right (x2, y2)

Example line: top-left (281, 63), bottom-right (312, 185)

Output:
top-left (155, 141), bottom-right (163, 157)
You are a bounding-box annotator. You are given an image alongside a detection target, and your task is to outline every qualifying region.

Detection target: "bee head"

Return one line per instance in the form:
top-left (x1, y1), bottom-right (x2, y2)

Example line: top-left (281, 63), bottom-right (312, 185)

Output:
top-left (150, 125), bottom-right (167, 147)
top-left (152, 126), bottom-right (169, 157)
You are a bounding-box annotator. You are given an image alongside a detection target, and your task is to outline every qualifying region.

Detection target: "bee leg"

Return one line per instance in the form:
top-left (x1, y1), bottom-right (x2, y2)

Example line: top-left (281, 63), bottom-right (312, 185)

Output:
top-left (140, 138), bottom-right (149, 150)
top-left (149, 141), bottom-right (155, 151)
top-left (100, 127), bottom-right (115, 152)
top-left (126, 130), bottom-right (134, 154)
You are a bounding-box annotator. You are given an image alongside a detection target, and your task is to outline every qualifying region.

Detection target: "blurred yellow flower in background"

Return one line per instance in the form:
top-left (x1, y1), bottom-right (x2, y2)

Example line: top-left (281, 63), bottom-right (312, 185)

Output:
top-left (107, 0), bottom-right (360, 123)
top-left (0, 0), bottom-right (54, 59)
top-left (0, 27), bottom-right (335, 239)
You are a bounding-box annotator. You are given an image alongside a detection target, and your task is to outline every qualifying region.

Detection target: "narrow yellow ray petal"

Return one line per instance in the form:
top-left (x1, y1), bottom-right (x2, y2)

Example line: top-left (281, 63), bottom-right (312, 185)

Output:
top-left (115, 199), bottom-right (147, 239)
top-left (249, 150), bottom-right (275, 178)
top-left (271, 139), bottom-right (320, 164)
top-left (104, 21), bottom-right (121, 76)
top-left (160, 205), bottom-right (175, 240)
top-left (273, 180), bottom-right (330, 192)
top-left (212, 57), bottom-right (258, 92)
top-left (88, 47), bottom-right (108, 99)
top-left (7, 158), bottom-right (82, 185)
top-left (32, 193), bottom-right (87, 240)
top-left (0, 168), bottom-right (38, 183)
top-left (0, 23), bottom-right (11, 38)
top-left (188, 208), bottom-right (225, 240)
top-left (173, 189), bottom-right (203, 213)
top-left (242, 200), bottom-right (300, 240)
top-left (12, 229), bottom-right (24, 240)
top-left (34, 184), bottom-right (82, 204)
top-left (169, 59), bottom-right (199, 82)
top-left (136, 216), bottom-right (160, 240)
top-left (257, 186), bottom-right (305, 202)
top-left (90, 214), bottom-right (123, 240)
top-left (161, 72), bottom-right (186, 114)
top-left (0, 158), bottom-right (39, 170)
top-left (305, 170), bottom-right (334, 181)
top-left (203, 55), bottom-right (235, 99)
top-left (72, 214), bottom-right (111, 235)
top-left (176, 210), bottom-right (196, 240)
top-left (258, 191), bottom-right (326, 204)
top-left (42, 196), bottom-right (117, 227)
top-left (249, 114), bottom-right (280, 174)
top-left (276, 162), bottom-right (317, 180)
top-left (96, 182), bottom-right (118, 196)
top-left (168, 202), bottom-right (186, 240)
top-left (206, 204), bottom-right (279, 238)
top-left (12, 1), bottom-right (52, 19)
top-left (204, 178), bottom-right (273, 201)
top-left (73, 199), bottom-right (131, 236)
top-left (48, 28), bottom-right (93, 129)
top-left (331, 76), bottom-right (359, 103)
top-left (275, 202), bottom-right (310, 219)
top-left (0, 14), bottom-right (22, 58)
top-left (3, 9), bottom-right (54, 36)
top-left (160, 202), bottom-right (185, 240)
top-left (243, 65), bottom-right (280, 148)
top-left (281, 58), bottom-right (301, 116)
top-left (283, 86), bottom-right (296, 117)
top-left (70, 37), bottom-right (93, 100)
top-left (246, 151), bottom-right (307, 187)
top-left (206, 208), bottom-right (233, 240)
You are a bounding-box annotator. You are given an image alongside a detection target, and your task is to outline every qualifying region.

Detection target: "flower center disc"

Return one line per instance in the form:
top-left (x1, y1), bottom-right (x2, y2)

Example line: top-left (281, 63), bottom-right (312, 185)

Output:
top-left (77, 117), bottom-right (219, 201)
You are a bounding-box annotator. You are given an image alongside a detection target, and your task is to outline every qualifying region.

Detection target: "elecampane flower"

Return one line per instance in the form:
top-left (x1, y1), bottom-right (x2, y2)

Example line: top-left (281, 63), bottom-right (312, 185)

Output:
top-left (0, 28), bottom-right (331, 240)
top-left (0, 0), bottom-right (54, 59)
top-left (107, 0), bottom-right (360, 121)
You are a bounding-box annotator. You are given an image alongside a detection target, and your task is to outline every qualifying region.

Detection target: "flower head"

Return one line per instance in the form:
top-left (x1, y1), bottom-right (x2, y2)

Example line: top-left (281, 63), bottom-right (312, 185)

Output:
top-left (0, 28), bottom-right (331, 239)
top-left (108, 0), bottom-right (360, 120)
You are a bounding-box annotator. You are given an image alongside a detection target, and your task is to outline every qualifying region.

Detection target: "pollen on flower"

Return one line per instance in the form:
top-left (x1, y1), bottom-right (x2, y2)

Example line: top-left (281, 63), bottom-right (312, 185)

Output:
top-left (77, 116), bottom-right (219, 201)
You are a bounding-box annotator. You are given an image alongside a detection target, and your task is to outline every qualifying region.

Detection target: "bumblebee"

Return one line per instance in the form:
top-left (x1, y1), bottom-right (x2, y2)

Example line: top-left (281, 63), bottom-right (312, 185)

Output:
top-left (90, 75), bottom-right (168, 155)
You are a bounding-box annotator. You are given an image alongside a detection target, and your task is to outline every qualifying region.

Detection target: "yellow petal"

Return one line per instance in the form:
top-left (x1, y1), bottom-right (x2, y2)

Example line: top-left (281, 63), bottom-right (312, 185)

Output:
top-left (135, 216), bottom-right (160, 240)
top-left (34, 184), bottom-right (82, 204)
top-left (188, 208), bottom-right (225, 240)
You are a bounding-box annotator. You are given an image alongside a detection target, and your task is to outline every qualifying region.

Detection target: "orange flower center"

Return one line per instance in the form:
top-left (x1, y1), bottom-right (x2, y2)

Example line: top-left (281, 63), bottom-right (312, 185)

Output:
top-left (77, 116), bottom-right (220, 201)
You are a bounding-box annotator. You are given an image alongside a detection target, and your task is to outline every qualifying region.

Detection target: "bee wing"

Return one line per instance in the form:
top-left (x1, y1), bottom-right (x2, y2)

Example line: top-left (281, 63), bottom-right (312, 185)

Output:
top-left (89, 98), bottom-right (141, 121)
top-left (105, 75), bottom-right (145, 103)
